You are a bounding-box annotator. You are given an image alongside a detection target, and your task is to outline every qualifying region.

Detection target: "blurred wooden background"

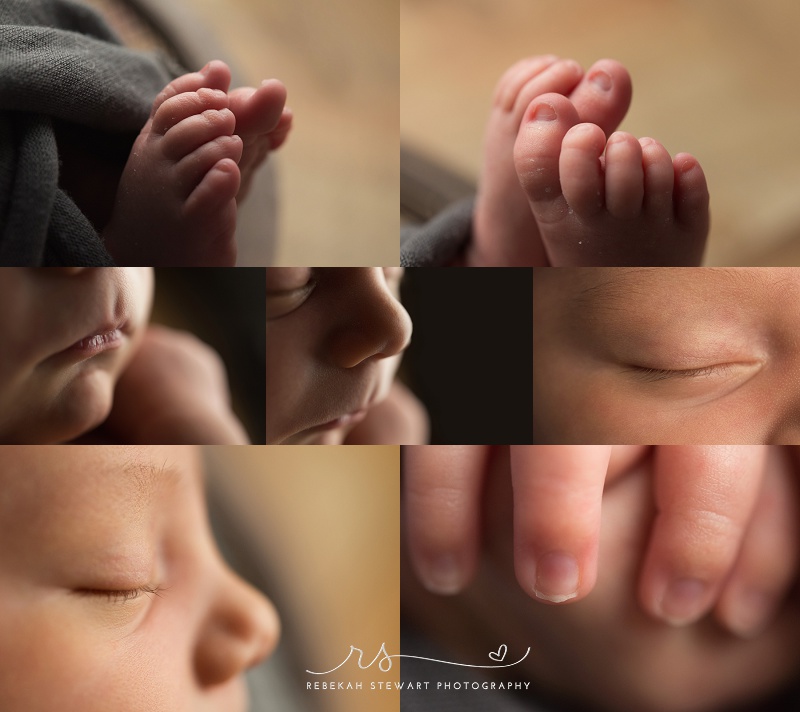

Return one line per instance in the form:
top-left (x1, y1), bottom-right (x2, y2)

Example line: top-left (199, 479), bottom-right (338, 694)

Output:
top-left (208, 446), bottom-right (400, 712)
top-left (402, 0), bottom-right (800, 266)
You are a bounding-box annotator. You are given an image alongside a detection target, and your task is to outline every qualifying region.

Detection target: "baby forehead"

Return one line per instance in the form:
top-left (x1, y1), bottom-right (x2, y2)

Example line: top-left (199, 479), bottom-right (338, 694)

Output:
top-left (0, 446), bottom-right (196, 520)
top-left (540, 268), bottom-right (799, 312)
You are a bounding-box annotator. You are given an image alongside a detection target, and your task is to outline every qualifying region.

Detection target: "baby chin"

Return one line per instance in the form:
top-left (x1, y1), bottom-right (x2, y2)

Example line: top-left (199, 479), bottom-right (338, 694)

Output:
top-left (47, 362), bottom-right (119, 442)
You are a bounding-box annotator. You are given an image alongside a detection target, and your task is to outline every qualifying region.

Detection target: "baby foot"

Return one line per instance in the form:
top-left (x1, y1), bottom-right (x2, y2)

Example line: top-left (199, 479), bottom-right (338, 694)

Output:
top-left (104, 69), bottom-right (243, 266)
top-left (189, 60), bottom-right (291, 200)
top-left (514, 93), bottom-right (709, 265)
top-left (471, 57), bottom-right (633, 266)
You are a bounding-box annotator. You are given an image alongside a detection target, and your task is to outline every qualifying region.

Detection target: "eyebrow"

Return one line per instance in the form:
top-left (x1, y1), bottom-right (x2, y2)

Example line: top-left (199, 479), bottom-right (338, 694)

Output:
top-left (122, 455), bottom-right (183, 513)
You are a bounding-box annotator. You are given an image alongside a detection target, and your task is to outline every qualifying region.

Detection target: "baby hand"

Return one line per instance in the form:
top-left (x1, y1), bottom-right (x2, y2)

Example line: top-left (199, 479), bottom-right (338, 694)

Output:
top-left (404, 445), bottom-right (796, 637)
top-left (344, 381), bottom-right (429, 445)
top-left (102, 325), bottom-right (249, 444)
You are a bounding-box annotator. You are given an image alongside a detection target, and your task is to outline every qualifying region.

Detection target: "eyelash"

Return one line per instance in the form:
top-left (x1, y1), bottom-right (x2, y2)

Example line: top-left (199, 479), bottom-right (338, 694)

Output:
top-left (85, 585), bottom-right (163, 603)
top-left (629, 365), bottom-right (725, 382)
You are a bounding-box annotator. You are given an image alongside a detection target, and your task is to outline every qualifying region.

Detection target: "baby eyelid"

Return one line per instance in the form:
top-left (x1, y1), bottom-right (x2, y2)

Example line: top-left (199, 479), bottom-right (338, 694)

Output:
top-left (82, 585), bottom-right (164, 603)
top-left (266, 281), bottom-right (316, 319)
top-left (265, 267), bottom-right (312, 293)
top-left (627, 364), bottom-right (730, 382)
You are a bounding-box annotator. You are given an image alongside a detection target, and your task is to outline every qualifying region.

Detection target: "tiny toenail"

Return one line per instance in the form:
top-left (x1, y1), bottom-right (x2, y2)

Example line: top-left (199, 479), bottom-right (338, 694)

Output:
top-left (590, 70), bottom-right (612, 91)
top-left (532, 103), bottom-right (557, 122)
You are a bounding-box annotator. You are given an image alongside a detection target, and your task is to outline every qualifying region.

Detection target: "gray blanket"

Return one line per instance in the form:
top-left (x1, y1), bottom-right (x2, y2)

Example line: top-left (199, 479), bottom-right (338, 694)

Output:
top-left (0, 0), bottom-right (181, 265)
top-left (400, 197), bottom-right (474, 267)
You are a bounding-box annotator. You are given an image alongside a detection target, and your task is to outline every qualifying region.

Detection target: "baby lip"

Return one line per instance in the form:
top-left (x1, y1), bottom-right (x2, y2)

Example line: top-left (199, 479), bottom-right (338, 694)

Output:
top-left (73, 329), bottom-right (122, 351)
top-left (67, 320), bottom-right (129, 356)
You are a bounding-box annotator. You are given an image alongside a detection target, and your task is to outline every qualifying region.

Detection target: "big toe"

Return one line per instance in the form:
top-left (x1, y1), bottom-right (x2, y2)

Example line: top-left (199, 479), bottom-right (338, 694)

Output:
top-left (568, 59), bottom-right (632, 137)
top-left (514, 93), bottom-right (581, 212)
top-left (229, 80), bottom-right (287, 138)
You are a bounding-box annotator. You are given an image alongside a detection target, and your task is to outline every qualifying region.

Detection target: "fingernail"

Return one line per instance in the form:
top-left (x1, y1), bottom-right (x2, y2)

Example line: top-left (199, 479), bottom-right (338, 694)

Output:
top-left (658, 578), bottom-right (709, 626)
top-left (532, 102), bottom-right (557, 122)
top-left (533, 551), bottom-right (579, 603)
top-left (420, 555), bottom-right (465, 595)
top-left (200, 62), bottom-right (211, 74)
top-left (724, 588), bottom-right (774, 639)
top-left (589, 70), bottom-right (612, 91)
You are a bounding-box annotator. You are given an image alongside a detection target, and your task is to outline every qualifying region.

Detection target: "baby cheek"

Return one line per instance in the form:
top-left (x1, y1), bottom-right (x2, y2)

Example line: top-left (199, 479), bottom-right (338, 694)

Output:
top-left (0, 603), bottom-right (172, 712)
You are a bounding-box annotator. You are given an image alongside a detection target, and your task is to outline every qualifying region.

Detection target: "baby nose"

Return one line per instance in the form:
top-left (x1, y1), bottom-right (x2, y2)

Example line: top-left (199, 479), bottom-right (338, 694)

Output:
top-left (194, 567), bottom-right (280, 687)
top-left (326, 271), bottom-right (412, 368)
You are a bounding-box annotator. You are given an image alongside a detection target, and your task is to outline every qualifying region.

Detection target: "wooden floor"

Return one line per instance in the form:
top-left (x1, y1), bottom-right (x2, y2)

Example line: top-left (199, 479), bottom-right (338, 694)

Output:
top-left (177, 0), bottom-right (399, 266)
top-left (402, 0), bottom-right (800, 266)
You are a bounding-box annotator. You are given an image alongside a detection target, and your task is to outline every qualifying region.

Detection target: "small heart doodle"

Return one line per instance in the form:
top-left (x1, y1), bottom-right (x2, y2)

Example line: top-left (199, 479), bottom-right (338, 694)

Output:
top-left (488, 644), bottom-right (507, 662)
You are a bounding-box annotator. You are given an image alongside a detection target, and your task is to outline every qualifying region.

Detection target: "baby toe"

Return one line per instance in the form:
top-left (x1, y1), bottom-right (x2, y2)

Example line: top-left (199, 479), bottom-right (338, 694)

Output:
top-left (604, 132), bottom-right (644, 219)
top-left (509, 59), bottom-right (583, 118)
top-left (183, 159), bottom-right (241, 265)
top-left (150, 61), bottom-right (232, 116)
top-left (559, 123), bottom-right (607, 216)
top-left (162, 108), bottom-right (236, 160)
top-left (641, 138), bottom-right (676, 214)
top-left (152, 89), bottom-right (229, 136)
top-left (176, 135), bottom-right (244, 198)
top-left (673, 153), bottom-right (710, 231)
top-left (185, 158), bottom-right (241, 216)
top-left (513, 93), bottom-right (581, 220)
top-left (492, 55), bottom-right (560, 111)
top-left (569, 59), bottom-right (633, 137)
top-left (229, 80), bottom-right (287, 139)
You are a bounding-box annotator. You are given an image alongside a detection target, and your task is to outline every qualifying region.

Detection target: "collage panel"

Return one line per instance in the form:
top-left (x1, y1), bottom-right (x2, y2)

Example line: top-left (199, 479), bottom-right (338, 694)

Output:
top-left (533, 267), bottom-right (800, 444)
top-left (266, 267), bottom-right (533, 445)
top-left (402, 1), bottom-right (800, 268)
top-left (0, 0), bottom-right (397, 268)
top-left (400, 445), bottom-right (800, 712)
top-left (0, 267), bottom-right (264, 445)
top-left (0, 444), bottom-right (400, 712)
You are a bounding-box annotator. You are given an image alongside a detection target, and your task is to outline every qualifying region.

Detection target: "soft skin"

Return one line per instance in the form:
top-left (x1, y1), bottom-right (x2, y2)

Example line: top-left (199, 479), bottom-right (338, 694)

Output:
top-left (402, 447), bottom-right (800, 712)
top-left (0, 446), bottom-right (278, 712)
top-left (534, 267), bottom-right (800, 444)
top-left (469, 55), bottom-right (708, 267)
top-left (404, 446), bottom-right (798, 638)
top-left (266, 268), bottom-right (424, 444)
top-left (0, 268), bottom-right (153, 443)
top-left (103, 61), bottom-right (292, 267)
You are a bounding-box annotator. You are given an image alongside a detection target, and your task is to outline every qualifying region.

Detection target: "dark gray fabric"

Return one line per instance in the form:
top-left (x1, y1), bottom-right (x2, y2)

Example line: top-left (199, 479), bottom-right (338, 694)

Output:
top-left (400, 197), bottom-right (474, 267)
top-left (0, 0), bottom-right (182, 265)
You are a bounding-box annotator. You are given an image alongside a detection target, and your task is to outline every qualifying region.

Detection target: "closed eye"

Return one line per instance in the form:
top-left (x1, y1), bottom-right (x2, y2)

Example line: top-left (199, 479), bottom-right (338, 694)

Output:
top-left (266, 281), bottom-right (315, 319)
top-left (80, 585), bottom-right (164, 604)
top-left (626, 364), bottom-right (729, 382)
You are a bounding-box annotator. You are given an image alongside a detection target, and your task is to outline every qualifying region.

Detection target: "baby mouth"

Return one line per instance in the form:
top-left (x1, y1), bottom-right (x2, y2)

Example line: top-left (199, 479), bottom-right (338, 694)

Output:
top-left (68, 324), bottom-right (127, 357)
